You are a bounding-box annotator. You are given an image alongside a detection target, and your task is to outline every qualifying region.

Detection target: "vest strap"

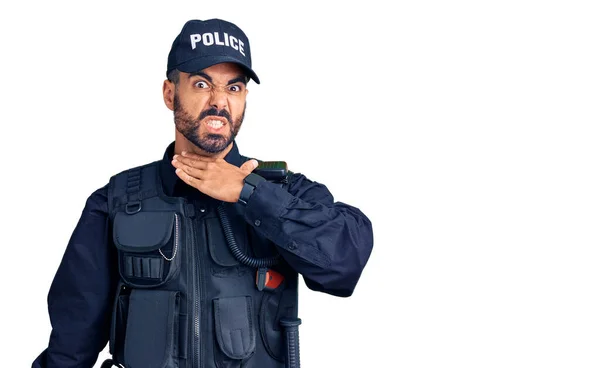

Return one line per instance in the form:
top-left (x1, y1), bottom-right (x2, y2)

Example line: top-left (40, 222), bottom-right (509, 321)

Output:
top-left (109, 161), bottom-right (161, 214)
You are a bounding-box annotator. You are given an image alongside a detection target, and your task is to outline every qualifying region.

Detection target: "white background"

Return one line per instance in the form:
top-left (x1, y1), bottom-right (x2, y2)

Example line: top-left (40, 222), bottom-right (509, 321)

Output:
top-left (1, 0), bottom-right (599, 367)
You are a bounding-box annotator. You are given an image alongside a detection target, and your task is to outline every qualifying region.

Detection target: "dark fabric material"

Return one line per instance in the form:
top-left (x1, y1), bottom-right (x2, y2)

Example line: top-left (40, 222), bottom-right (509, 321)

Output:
top-left (32, 185), bottom-right (117, 368)
top-left (213, 296), bottom-right (255, 360)
top-left (32, 140), bottom-right (374, 367)
top-left (166, 19), bottom-right (260, 84)
top-left (124, 290), bottom-right (180, 368)
top-left (113, 211), bottom-right (175, 252)
top-left (124, 256), bottom-right (162, 279)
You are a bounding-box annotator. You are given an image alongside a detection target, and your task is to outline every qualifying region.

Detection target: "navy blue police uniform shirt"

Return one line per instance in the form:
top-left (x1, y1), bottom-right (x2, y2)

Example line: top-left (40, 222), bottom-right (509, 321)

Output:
top-left (32, 140), bottom-right (374, 368)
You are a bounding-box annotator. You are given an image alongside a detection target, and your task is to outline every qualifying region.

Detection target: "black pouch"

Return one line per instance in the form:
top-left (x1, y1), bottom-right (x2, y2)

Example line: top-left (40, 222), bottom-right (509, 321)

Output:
top-left (259, 287), bottom-right (298, 362)
top-left (113, 211), bottom-right (182, 287)
top-left (109, 284), bottom-right (130, 362)
top-left (119, 289), bottom-right (181, 368)
top-left (206, 215), bottom-right (251, 278)
top-left (213, 296), bottom-right (256, 367)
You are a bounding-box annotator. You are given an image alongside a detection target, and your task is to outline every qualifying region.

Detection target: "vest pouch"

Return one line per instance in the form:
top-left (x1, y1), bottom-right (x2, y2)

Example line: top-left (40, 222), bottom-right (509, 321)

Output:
top-left (213, 296), bottom-right (256, 367)
top-left (121, 289), bottom-right (181, 368)
top-left (206, 216), bottom-right (251, 278)
top-left (113, 211), bottom-right (182, 288)
top-left (259, 287), bottom-right (297, 362)
top-left (109, 284), bottom-right (130, 363)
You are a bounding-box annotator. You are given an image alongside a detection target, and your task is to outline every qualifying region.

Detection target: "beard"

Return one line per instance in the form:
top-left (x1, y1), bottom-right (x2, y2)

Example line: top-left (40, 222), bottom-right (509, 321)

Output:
top-left (173, 94), bottom-right (245, 154)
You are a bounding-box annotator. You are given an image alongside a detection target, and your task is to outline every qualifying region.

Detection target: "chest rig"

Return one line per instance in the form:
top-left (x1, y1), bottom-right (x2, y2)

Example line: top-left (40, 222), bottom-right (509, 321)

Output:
top-left (104, 160), bottom-right (300, 368)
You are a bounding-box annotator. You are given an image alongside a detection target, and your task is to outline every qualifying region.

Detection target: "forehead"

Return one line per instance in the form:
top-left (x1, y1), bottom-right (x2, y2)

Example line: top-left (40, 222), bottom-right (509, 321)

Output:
top-left (187, 62), bottom-right (246, 81)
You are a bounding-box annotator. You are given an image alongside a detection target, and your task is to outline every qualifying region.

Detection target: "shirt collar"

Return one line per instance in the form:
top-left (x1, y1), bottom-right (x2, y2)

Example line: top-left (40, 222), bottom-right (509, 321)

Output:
top-left (159, 140), bottom-right (245, 199)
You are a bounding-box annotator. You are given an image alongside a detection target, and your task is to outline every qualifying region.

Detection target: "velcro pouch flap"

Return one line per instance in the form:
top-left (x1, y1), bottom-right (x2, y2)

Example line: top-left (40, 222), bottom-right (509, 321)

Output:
top-left (113, 211), bottom-right (175, 252)
top-left (213, 296), bottom-right (255, 360)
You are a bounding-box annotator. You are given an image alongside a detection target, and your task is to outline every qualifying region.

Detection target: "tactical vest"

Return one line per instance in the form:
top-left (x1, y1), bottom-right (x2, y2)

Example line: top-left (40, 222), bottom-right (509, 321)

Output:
top-left (104, 159), bottom-right (300, 368)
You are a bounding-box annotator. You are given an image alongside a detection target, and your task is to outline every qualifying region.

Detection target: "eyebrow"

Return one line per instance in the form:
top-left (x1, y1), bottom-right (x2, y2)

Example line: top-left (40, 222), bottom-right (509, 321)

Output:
top-left (188, 72), bottom-right (247, 86)
top-left (188, 72), bottom-right (212, 82)
top-left (227, 76), bottom-right (247, 85)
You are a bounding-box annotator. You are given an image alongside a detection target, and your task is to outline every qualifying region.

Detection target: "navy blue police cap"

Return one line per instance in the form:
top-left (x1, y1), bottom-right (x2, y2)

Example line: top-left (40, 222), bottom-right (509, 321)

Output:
top-left (167, 19), bottom-right (260, 84)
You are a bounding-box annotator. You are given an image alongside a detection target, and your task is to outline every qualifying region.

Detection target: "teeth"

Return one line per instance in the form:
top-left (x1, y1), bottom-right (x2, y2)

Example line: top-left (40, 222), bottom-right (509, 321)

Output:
top-left (207, 120), bottom-right (224, 128)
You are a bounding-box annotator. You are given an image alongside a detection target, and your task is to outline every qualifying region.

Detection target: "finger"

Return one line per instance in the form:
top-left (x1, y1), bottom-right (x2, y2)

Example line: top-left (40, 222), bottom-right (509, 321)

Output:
top-left (172, 159), bottom-right (207, 179)
top-left (240, 159), bottom-right (258, 174)
top-left (173, 154), bottom-right (210, 170)
top-left (175, 167), bottom-right (203, 188)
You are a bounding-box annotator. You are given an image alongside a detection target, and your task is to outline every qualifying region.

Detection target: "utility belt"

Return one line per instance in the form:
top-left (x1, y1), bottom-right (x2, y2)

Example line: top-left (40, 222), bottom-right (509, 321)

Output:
top-left (102, 160), bottom-right (301, 368)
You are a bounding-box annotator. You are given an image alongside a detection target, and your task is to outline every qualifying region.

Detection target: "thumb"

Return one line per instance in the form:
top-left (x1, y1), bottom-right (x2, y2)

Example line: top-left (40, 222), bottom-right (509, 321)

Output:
top-left (241, 159), bottom-right (259, 174)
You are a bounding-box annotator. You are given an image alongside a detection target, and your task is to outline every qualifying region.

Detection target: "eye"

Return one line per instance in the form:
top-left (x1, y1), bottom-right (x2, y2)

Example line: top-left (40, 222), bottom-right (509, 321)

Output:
top-left (194, 81), bottom-right (210, 89)
top-left (228, 85), bottom-right (242, 92)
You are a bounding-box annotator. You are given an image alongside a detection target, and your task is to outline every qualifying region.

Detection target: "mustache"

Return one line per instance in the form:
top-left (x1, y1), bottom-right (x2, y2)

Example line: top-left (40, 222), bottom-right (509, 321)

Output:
top-left (198, 108), bottom-right (233, 125)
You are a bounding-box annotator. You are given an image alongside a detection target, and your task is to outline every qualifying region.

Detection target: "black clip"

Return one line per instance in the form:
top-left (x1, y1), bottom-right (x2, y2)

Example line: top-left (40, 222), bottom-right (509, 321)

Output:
top-left (125, 200), bottom-right (142, 214)
top-left (256, 268), bottom-right (284, 292)
top-left (256, 267), bottom-right (268, 291)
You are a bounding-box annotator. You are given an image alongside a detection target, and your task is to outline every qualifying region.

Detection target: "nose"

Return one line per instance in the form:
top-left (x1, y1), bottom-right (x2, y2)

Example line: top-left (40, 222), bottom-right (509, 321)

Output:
top-left (208, 88), bottom-right (229, 111)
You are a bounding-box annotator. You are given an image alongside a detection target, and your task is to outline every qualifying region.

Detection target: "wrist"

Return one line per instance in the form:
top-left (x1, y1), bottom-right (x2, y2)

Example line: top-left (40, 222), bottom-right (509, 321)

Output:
top-left (237, 172), bottom-right (266, 206)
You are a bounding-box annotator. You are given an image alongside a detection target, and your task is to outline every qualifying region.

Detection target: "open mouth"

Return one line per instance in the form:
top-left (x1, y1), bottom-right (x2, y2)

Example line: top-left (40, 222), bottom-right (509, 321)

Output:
top-left (204, 117), bottom-right (227, 132)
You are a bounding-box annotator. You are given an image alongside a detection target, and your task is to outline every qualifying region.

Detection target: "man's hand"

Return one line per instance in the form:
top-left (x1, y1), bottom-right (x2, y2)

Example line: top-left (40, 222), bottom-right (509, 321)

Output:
top-left (172, 151), bottom-right (258, 202)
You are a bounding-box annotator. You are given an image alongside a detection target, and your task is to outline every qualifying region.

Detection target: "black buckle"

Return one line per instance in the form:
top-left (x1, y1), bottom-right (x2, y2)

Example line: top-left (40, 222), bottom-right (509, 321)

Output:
top-left (100, 359), bottom-right (124, 368)
top-left (125, 200), bottom-right (142, 214)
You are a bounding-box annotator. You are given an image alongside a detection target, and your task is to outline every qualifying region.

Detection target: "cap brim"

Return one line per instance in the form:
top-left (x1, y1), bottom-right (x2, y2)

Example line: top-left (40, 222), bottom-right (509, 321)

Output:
top-left (173, 55), bottom-right (260, 84)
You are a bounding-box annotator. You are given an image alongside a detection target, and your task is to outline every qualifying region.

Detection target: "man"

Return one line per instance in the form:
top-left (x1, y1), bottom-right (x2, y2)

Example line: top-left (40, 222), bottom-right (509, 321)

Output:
top-left (33, 18), bottom-right (373, 368)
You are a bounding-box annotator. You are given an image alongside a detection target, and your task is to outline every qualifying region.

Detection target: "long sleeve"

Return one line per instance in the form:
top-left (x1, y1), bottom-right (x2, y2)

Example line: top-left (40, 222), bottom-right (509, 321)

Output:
top-left (32, 184), bottom-right (118, 368)
top-left (243, 172), bottom-right (374, 297)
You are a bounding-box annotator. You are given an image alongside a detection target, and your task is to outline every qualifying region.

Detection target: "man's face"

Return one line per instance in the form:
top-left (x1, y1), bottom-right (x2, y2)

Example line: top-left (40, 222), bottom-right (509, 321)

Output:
top-left (171, 63), bottom-right (248, 154)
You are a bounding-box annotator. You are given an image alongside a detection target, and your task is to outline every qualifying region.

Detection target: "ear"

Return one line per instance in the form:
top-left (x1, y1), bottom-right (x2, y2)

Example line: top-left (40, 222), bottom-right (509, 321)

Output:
top-left (163, 79), bottom-right (175, 111)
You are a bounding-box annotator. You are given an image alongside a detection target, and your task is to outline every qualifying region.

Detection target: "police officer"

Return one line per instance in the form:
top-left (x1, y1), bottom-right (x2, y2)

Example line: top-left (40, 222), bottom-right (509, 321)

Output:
top-left (33, 18), bottom-right (373, 368)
